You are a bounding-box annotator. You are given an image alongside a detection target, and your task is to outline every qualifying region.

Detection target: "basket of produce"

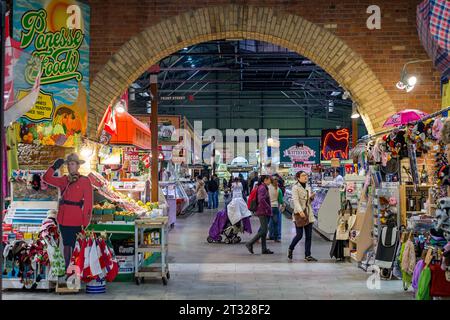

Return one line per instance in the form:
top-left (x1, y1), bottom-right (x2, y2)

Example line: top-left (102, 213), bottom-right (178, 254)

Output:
top-left (102, 202), bottom-right (116, 215)
top-left (114, 212), bottom-right (124, 221)
top-left (93, 204), bottom-right (103, 215)
top-left (123, 213), bottom-right (136, 222)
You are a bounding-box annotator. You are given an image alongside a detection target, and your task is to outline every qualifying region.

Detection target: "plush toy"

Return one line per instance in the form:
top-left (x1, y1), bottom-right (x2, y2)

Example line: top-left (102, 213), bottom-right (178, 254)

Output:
top-left (31, 174), bottom-right (41, 191)
top-left (438, 165), bottom-right (450, 186)
top-left (389, 197), bottom-right (397, 206)
top-left (432, 118), bottom-right (444, 141)
top-left (441, 119), bottom-right (450, 145)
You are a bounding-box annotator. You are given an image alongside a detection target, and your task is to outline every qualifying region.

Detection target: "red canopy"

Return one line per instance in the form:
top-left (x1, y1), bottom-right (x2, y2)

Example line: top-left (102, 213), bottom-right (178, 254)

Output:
top-left (109, 111), bottom-right (151, 150)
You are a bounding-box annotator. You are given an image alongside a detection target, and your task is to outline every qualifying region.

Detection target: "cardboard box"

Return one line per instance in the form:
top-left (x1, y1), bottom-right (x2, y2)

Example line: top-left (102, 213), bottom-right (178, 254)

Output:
top-left (101, 214), bottom-right (114, 222)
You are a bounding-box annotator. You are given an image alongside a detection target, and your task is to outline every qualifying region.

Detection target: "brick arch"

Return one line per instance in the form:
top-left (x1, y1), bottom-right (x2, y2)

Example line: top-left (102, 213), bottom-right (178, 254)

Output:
top-left (90, 4), bottom-right (396, 135)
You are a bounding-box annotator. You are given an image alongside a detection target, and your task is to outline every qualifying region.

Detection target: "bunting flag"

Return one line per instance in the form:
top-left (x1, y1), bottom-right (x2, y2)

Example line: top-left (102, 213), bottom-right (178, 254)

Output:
top-left (102, 104), bottom-right (117, 136)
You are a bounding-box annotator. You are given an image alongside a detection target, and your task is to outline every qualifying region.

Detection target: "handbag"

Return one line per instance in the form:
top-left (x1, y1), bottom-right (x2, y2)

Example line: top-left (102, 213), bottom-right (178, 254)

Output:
top-left (293, 189), bottom-right (310, 228)
top-left (336, 201), bottom-right (356, 240)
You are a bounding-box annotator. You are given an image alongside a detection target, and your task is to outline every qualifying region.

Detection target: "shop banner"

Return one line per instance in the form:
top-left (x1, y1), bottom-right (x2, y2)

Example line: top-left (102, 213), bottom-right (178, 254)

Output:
top-left (13, 0), bottom-right (90, 148)
top-left (321, 128), bottom-right (350, 160)
top-left (280, 138), bottom-right (320, 174)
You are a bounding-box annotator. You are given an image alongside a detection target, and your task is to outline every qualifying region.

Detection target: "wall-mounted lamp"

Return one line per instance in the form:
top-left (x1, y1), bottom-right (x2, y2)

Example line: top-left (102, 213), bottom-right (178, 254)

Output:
top-left (396, 59), bottom-right (432, 93)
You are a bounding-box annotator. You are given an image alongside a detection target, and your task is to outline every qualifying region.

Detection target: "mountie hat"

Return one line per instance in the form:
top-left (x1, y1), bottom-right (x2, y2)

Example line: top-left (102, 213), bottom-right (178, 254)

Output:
top-left (64, 153), bottom-right (85, 165)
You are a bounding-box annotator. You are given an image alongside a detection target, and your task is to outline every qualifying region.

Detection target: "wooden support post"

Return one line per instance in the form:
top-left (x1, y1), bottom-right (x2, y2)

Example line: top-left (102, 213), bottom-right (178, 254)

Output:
top-left (150, 74), bottom-right (159, 202)
top-left (352, 117), bottom-right (358, 148)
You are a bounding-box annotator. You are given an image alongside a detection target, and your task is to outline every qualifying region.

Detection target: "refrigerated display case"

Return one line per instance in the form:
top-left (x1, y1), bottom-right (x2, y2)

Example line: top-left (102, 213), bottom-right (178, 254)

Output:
top-left (160, 181), bottom-right (189, 221)
top-left (179, 179), bottom-right (197, 213)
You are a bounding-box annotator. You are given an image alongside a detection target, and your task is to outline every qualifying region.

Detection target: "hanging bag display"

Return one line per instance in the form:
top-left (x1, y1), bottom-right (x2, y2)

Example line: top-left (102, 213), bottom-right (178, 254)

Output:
top-left (336, 200), bottom-right (356, 240)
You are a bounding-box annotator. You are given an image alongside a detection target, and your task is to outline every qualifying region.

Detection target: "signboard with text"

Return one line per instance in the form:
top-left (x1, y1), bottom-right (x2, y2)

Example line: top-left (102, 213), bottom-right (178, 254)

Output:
top-left (280, 138), bottom-right (320, 173)
top-left (13, 0), bottom-right (90, 148)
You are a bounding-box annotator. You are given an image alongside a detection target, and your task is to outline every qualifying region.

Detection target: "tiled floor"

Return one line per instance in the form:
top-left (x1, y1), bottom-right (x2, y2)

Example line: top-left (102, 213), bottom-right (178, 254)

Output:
top-left (3, 201), bottom-right (412, 300)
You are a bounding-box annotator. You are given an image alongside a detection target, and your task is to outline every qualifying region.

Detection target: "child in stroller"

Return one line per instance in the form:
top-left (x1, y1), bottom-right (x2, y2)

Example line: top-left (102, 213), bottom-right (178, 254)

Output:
top-left (207, 188), bottom-right (252, 244)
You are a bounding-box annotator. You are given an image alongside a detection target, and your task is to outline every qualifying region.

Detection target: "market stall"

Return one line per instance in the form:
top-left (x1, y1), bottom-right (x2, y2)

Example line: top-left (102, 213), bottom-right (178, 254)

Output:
top-left (341, 107), bottom-right (450, 299)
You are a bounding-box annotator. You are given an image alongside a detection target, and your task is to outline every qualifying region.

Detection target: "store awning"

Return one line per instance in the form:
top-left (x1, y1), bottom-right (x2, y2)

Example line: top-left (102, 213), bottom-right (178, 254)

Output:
top-left (109, 111), bottom-right (151, 150)
top-left (417, 0), bottom-right (450, 78)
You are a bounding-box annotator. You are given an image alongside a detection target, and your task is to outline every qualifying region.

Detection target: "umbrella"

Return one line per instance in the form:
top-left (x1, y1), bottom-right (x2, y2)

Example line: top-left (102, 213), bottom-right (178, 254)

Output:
top-left (417, 0), bottom-right (450, 78)
top-left (383, 109), bottom-right (429, 128)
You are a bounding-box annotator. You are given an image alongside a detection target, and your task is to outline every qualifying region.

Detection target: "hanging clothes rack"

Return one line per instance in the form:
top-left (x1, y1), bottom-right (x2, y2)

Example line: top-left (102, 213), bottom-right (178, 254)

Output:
top-left (361, 106), bottom-right (450, 142)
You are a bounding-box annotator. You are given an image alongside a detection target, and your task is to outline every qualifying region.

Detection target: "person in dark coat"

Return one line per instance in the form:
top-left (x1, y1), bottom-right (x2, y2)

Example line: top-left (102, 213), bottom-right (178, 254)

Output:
top-left (207, 176), bottom-right (219, 209)
top-left (239, 173), bottom-right (249, 198)
top-left (245, 175), bottom-right (273, 254)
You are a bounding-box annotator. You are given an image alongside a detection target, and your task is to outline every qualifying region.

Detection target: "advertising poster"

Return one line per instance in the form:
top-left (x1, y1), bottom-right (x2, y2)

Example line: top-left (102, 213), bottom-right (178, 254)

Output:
top-left (280, 138), bottom-right (320, 173)
top-left (13, 0), bottom-right (90, 148)
top-left (321, 128), bottom-right (350, 161)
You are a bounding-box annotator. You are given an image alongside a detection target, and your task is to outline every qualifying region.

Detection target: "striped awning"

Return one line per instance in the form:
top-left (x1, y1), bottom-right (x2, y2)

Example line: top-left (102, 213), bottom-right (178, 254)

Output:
top-left (417, 0), bottom-right (450, 78)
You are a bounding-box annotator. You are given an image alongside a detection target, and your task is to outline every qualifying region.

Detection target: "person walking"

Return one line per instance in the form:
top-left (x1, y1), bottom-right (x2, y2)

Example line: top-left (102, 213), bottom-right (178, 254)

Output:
top-left (288, 171), bottom-right (317, 262)
top-left (212, 174), bottom-right (220, 209)
top-left (250, 172), bottom-right (259, 191)
top-left (207, 175), bottom-right (219, 209)
top-left (268, 175), bottom-right (283, 242)
top-left (196, 175), bottom-right (207, 212)
top-left (43, 153), bottom-right (93, 267)
top-left (239, 173), bottom-right (249, 198)
top-left (245, 175), bottom-right (273, 254)
top-left (231, 177), bottom-right (244, 199)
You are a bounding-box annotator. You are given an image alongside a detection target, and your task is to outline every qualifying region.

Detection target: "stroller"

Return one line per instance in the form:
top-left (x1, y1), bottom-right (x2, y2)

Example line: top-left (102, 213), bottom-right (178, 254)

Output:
top-left (207, 190), bottom-right (252, 244)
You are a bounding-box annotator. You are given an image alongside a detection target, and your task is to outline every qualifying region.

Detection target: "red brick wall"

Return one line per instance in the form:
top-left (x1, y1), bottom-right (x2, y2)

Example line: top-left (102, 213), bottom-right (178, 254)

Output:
top-left (89, 0), bottom-right (442, 129)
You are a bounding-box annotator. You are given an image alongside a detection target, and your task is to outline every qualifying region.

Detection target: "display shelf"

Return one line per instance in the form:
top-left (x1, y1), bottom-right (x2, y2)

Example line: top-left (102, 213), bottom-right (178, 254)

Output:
top-left (400, 184), bottom-right (432, 227)
top-left (347, 197), bottom-right (374, 262)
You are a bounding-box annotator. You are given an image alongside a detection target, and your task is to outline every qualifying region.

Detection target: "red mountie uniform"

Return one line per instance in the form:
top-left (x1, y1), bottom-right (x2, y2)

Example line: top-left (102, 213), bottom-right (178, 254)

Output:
top-left (43, 167), bottom-right (93, 227)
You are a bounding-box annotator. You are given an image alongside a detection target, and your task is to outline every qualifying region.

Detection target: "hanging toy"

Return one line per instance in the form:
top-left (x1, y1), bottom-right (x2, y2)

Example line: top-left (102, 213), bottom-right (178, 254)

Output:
top-left (31, 174), bottom-right (41, 191)
top-left (442, 119), bottom-right (450, 145)
top-left (432, 118), bottom-right (444, 141)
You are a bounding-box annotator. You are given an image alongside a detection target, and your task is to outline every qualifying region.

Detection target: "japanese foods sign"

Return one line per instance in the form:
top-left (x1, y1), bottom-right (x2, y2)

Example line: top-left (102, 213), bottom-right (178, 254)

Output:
top-left (13, 0), bottom-right (90, 147)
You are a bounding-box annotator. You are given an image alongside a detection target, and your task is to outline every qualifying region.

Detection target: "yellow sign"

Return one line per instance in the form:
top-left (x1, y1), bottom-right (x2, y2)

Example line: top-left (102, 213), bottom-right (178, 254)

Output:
top-left (442, 82), bottom-right (450, 108)
top-left (19, 90), bottom-right (54, 122)
top-left (331, 158), bottom-right (341, 168)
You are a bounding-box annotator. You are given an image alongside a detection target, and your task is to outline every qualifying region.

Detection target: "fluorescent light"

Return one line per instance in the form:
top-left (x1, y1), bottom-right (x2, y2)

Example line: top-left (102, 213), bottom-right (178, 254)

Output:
top-left (188, 57), bottom-right (192, 61)
top-left (351, 112), bottom-right (360, 119)
top-left (191, 64), bottom-right (195, 68)
top-left (183, 47), bottom-right (188, 50)
top-left (140, 92), bottom-right (150, 97)
top-left (330, 91), bottom-right (341, 96)
top-left (130, 83), bottom-right (141, 89)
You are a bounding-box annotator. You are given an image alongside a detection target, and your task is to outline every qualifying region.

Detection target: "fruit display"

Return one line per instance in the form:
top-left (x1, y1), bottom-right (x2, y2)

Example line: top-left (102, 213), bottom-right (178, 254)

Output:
top-left (18, 109), bottom-right (83, 148)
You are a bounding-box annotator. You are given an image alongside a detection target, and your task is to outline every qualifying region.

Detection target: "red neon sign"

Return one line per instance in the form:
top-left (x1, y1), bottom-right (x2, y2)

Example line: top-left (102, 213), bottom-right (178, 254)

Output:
top-left (321, 129), bottom-right (349, 160)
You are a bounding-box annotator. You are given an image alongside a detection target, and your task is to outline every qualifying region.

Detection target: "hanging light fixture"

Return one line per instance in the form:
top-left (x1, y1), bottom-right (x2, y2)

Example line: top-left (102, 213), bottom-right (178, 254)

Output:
top-left (351, 102), bottom-right (360, 119)
top-left (396, 59), bottom-right (431, 93)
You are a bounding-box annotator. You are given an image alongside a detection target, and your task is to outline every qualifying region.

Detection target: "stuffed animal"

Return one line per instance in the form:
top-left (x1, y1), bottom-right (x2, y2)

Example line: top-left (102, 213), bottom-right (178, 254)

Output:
top-left (436, 197), bottom-right (450, 241)
top-left (432, 118), bottom-right (444, 141)
top-left (441, 119), bottom-right (450, 145)
top-left (389, 197), bottom-right (397, 206)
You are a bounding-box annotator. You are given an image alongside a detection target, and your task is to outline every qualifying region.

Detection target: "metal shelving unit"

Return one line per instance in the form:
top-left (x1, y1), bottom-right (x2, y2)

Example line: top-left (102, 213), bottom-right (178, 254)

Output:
top-left (134, 217), bottom-right (170, 285)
